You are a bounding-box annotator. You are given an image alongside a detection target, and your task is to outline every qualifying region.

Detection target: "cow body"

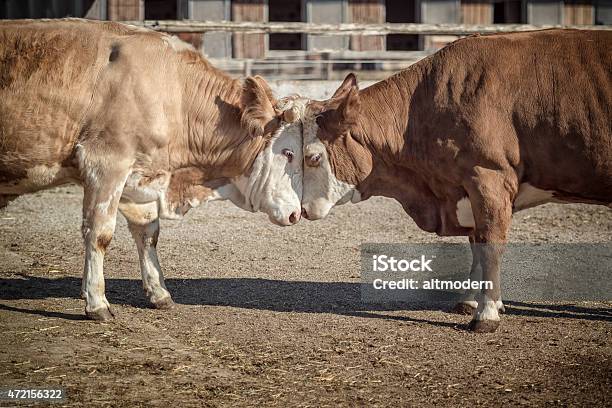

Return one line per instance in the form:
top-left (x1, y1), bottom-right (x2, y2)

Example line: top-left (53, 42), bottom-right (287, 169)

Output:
top-left (0, 19), bottom-right (304, 320)
top-left (300, 29), bottom-right (612, 332)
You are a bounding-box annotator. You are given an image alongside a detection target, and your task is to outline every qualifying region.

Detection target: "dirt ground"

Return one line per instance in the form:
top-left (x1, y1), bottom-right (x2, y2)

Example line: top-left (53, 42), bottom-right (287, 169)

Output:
top-left (0, 185), bottom-right (610, 407)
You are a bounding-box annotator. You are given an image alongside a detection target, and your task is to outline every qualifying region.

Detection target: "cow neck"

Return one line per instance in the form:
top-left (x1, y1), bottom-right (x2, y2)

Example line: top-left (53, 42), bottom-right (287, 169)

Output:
top-left (353, 58), bottom-right (432, 197)
top-left (170, 56), bottom-right (266, 180)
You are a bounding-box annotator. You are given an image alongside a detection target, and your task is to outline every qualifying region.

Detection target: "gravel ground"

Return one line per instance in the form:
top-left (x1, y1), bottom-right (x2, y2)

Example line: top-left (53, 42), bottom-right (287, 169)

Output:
top-left (0, 185), bottom-right (610, 407)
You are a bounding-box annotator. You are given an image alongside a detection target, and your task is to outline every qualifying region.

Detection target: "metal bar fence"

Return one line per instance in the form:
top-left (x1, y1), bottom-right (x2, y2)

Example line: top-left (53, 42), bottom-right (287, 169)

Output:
top-left (121, 20), bottom-right (611, 34)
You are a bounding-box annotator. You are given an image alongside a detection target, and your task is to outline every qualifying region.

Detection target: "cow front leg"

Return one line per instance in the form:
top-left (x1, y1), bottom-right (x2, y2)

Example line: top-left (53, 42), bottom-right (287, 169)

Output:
top-left (452, 236), bottom-right (506, 315)
top-left (81, 170), bottom-right (129, 321)
top-left (463, 168), bottom-right (514, 333)
top-left (119, 201), bottom-right (174, 309)
top-left (452, 235), bottom-right (480, 314)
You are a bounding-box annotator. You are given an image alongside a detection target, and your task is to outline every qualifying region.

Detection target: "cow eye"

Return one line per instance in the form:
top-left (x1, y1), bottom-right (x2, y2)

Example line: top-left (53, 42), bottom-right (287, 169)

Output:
top-left (306, 153), bottom-right (322, 167)
top-left (315, 115), bottom-right (324, 128)
top-left (282, 148), bottom-right (294, 163)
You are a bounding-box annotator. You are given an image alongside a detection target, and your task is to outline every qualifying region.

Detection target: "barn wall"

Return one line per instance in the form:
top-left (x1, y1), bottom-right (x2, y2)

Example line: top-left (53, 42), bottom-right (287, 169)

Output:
top-left (86, 0), bottom-right (108, 19)
top-left (232, 0), bottom-right (266, 58)
top-left (564, 0), bottom-right (594, 23)
top-left (526, 0), bottom-right (563, 23)
top-left (349, 0), bottom-right (385, 51)
top-left (306, 0), bottom-right (349, 51)
top-left (461, 0), bottom-right (492, 23)
top-left (188, 0), bottom-right (232, 58)
top-left (108, 0), bottom-right (142, 20)
top-left (419, 0), bottom-right (461, 50)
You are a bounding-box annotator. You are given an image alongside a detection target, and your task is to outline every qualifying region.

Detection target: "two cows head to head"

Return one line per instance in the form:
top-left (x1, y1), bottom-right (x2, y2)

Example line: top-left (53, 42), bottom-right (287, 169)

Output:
top-left (238, 77), bottom-right (305, 226)
top-left (246, 74), bottom-right (362, 225)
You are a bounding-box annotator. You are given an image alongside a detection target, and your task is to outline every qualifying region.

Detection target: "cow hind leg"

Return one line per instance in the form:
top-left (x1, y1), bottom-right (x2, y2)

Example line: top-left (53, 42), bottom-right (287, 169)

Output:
top-left (462, 168), bottom-right (515, 333)
top-left (119, 200), bottom-right (174, 309)
top-left (452, 235), bottom-right (505, 315)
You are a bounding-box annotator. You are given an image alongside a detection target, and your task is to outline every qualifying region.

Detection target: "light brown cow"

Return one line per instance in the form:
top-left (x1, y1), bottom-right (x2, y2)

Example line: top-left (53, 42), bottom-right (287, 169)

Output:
top-left (0, 19), bottom-right (305, 320)
top-left (300, 29), bottom-right (612, 332)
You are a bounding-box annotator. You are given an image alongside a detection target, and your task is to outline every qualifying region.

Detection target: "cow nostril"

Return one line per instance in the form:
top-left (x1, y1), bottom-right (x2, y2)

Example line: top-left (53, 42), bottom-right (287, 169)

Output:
top-left (301, 207), bottom-right (309, 220)
top-left (289, 211), bottom-right (300, 224)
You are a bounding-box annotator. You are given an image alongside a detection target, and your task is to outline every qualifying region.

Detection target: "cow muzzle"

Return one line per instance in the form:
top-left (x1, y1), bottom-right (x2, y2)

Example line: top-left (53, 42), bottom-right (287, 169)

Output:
top-left (299, 200), bottom-right (332, 221)
top-left (267, 207), bottom-right (302, 226)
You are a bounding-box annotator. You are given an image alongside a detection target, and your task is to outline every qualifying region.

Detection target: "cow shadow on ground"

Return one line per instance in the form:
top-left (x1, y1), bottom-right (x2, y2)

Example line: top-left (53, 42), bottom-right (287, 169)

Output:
top-left (0, 275), bottom-right (610, 325)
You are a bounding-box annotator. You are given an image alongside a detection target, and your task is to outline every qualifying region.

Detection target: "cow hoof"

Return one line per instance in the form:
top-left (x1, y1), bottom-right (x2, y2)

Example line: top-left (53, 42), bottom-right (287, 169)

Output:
top-left (451, 302), bottom-right (476, 315)
top-left (467, 319), bottom-right (500, 333)
top-left (152, 296), bottom-right (175, 310)
top-left (86, 307), bottom-right (115, 321)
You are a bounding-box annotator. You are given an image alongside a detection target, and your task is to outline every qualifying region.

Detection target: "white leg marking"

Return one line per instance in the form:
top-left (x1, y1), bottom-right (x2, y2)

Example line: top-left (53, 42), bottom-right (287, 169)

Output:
top-left (461, 300), bottom-right (478, 309)
top-left (473, 294), bottom-right (501, 322)
top-left (83, 243), bottom-right (111, 312)
top-left (496, 298), bottom-right (505, 313)
top-left (82, 217), bottom-right (116, 314)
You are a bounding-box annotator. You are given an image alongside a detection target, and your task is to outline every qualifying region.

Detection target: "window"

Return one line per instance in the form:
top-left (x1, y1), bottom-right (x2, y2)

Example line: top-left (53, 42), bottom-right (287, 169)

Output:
top-left (385, 0), bottom-right (418, 51)
top-left (0, 0), bottom-right (97, 19)
top-left (145, 0), bottom-right (177, 20)
top-left (268, 0), bottom-right (304, 50)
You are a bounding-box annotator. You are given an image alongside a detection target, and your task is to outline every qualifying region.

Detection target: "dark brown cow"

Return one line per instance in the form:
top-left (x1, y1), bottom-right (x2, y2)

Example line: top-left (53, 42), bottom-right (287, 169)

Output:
top-left (300, 29), bottom-right (612, 332)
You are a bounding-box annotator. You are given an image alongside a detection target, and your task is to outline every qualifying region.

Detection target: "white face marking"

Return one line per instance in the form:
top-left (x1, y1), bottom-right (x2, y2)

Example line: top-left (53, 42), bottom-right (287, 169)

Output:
top-left (301, 118), bottom-right (358, 220)
top-left (514, 183), bottom-right (556, 211)
top-left (456, 197), bottom-right (475, 228)
top-left (232, 103), bottom-right (304, 226)
top-left (118, 103), bottom-right (305, 226)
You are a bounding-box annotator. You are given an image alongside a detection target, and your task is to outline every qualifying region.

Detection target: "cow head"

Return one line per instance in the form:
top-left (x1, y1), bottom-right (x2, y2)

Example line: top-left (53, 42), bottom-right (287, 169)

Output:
top-left (301, 74), bottom-right (371, 220)
top-left (234, 76), bottom-right (305, 226)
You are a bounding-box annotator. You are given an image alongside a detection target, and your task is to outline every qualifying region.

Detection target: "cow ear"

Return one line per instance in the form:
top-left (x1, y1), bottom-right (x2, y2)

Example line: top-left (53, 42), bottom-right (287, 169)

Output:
top-left (319, 87), bottom-right (360, 138)
top-left (331, 73), bottom-right (358, 100)
top-left (337, 86), bottom-right (360, 128)
top-left (241, 76), bottom-right (279, 138)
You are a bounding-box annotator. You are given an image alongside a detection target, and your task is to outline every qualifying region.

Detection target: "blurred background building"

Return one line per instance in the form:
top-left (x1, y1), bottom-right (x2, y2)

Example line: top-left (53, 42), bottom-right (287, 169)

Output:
top-left (1, 0), bottom-right (611, 79)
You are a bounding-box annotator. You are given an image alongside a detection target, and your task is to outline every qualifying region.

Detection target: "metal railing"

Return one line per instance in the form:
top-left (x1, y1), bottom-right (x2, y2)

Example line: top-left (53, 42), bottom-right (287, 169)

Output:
top-left (120, 20), bottom-right (611, 80)
top-left (122, 20), bottom-right (610, 34)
